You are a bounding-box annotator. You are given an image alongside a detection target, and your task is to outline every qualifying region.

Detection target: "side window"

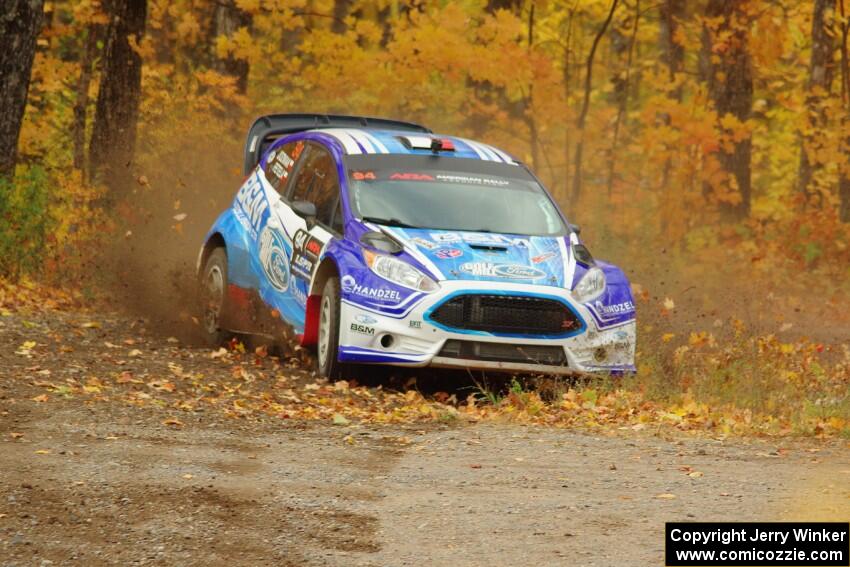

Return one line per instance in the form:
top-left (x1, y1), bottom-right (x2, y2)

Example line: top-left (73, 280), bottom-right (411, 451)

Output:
top-left (263, 140), bottom-right (305, 192)
top-left (330, 198), bottom-right (344, 234)
top-left (289, 144), bottom-right (340, 228)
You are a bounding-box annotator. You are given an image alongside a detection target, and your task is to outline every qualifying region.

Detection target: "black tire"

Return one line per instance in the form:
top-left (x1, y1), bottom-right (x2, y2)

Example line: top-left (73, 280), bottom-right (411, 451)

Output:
top-left (317, 277), bottom-right (346, 379)
top-left (199, 247), bottom-right (230, 347)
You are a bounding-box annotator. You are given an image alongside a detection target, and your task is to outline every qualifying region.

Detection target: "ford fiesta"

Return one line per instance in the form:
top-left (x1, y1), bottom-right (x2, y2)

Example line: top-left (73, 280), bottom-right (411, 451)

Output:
top-left (197, 113), bottom-right (636, 378)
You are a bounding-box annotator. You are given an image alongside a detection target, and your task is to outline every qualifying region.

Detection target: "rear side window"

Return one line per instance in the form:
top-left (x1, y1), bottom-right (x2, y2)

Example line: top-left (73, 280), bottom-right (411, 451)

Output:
top-left (263, 140), bottom-right (305, 192)
top-left (289, 144), bottom-right (340, 228)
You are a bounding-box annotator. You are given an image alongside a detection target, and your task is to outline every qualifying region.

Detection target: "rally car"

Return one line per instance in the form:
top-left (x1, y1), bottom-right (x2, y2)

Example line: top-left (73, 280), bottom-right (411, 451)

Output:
top-left (197, 113), bottom-right (636, 377)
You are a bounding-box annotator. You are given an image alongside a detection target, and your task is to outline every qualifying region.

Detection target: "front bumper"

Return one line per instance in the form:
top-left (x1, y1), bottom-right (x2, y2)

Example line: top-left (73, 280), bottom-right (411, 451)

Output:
top-left (337, 280), bottom-right (635, 375)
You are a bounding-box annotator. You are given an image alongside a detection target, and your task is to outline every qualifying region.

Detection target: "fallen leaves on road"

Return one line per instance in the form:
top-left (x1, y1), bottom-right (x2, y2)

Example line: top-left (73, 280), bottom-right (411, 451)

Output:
top-left (4, 280), bottom-right (848, 439)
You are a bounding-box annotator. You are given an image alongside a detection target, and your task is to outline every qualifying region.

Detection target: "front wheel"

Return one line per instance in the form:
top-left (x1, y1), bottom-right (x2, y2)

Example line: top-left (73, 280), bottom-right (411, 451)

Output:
top-left (199, 247), bottom-right (230, 347)
top-left (317, 277), bottom-right (346, 379)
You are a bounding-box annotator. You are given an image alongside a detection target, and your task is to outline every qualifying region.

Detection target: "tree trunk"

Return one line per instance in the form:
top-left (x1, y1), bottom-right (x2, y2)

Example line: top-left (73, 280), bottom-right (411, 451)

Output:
top-left (839, 0), bottom-right (850, 222)
top-left (561, 6), bottom-right (577, 201)
top-left (89, 0), bottom-right (147, 199)
top-left (606, 0), bottom-right (640, 197)
top-left (570, 0), bottom-right (619, 205)
top-left (704, 0), bottom-right (753, 220)
top-left (0, 0), bottom-right (44, 177)
top-left (660, 0), bottom-right (685, 99)
top-left (331, 0), bottom-right (352, 33)
top-left (212, 0), bottom-right (251, 94)
top-left (526, 3), bottom-right (539, 172)
top-left (797, 0), bottom-right (835, 201)
top-left (658, 0), bottom-right (685, 207)
top-left (72, 24), bottom-right (101, 175)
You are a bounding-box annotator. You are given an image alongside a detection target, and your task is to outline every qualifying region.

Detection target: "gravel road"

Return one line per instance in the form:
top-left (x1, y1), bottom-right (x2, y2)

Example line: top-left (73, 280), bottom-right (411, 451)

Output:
top-left (1, 309), bottom-right (848, 566)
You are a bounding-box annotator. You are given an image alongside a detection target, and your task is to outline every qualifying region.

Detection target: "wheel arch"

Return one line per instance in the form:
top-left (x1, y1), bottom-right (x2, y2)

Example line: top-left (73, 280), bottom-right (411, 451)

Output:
top-left (197, 232), bottom-right (227, 276)
top-left (301, 257), bottom-right (339, 347)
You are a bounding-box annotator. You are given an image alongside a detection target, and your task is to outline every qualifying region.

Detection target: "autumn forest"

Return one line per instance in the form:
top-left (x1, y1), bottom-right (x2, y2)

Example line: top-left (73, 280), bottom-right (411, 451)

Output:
top-left (0, 0), bottom-right (849, 437)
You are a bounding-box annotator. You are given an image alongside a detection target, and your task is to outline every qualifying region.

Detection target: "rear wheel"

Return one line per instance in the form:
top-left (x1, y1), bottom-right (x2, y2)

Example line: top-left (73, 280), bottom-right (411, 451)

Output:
top-left (317, 277), bottom-right (345, 379)
top-left (200, 248), bottom-right (230, 346)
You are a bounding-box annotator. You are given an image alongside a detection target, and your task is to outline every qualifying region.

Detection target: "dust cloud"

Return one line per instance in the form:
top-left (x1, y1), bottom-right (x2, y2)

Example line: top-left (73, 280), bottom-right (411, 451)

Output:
top-left (97, 115), bottom-right (849, 350)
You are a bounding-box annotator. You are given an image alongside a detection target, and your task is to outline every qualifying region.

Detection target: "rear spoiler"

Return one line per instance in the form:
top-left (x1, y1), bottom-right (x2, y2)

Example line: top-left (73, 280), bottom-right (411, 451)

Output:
top-left (243, 113), bottom-right (431, 175)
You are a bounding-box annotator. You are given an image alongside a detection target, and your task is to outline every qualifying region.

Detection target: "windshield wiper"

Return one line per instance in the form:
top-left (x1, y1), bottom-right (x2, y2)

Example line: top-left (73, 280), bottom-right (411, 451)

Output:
top-left (360, 216), bottom-right (421, 229)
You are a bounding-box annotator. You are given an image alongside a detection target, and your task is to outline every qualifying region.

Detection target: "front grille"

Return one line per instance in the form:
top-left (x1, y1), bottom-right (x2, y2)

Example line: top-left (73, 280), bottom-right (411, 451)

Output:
top-left (439, 340), bottom-right (567, 366)
top-left (429, 294), bottom-right (581, 336)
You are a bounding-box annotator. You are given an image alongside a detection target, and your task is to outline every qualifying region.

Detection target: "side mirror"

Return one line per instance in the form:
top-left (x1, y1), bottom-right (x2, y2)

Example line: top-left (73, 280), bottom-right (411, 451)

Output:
top-left (569, 223), bottom-right (582, 235)
top-left (292, 200), bottom-right (317, 220)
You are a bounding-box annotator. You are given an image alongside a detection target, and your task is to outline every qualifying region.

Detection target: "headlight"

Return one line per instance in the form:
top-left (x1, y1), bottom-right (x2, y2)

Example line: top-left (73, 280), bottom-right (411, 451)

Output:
top-left (572, 266), bottom-right (606, 303)
top-left (363, 250), bottom-right (440, 293)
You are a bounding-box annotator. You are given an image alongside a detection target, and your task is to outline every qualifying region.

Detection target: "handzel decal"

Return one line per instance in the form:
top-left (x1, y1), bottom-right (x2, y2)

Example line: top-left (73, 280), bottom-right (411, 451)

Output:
top-left (593, 300), bottom-right (636, 318)
top-left (340, 275), bottom-right (403, 302)
top-left (258, 226), bottom-right (291, 291)
top-left (459, 262), bottom-right (546, 280)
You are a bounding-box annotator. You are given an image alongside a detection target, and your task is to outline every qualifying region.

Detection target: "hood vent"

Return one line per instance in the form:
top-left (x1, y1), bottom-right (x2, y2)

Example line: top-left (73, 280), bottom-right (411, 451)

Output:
top-left (468, 244), bottom-right (508, 252)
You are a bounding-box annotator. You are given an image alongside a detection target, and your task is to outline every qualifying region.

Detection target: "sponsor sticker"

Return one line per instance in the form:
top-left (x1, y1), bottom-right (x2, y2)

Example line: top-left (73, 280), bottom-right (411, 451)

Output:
top-left (258, 226), bottom-right (291, 291)
top-left (290, 229), bottom-right (325, 279)
top-left (531, 251), bottom-right (556, 264)
top-left (234, 174), bottom-right (268, 239)
top-left (340, 275), bottom-right (403, 302)
top-left (409, 320), bottom-right (422, 329)
top-left (434, 248), bottom-right (463, 259)
top-left (428, 232), bottom-right (530, 247)
top-left (459, 262), bottom-right (546, 280)
top-left (593, 300), bottom-right (636, 316)
top-left (389, 172), bottom-right (435, 181)
top-left (351, 171), bottom-right (377, 181)
top-left (305, 238), bottom-right (323, 256)
top-left (293, 255), bottom-right (313, 274)
top-left (291, 282), bottom-right (307, 305)
top-left (434, 174), bottom-right (509, 187)
top-left (411, 237), bottom-right (437, 250)
top-left (350, 323), bottom-right (375, 335)
top-left (275, 151), bottom-right (294, 171)
top-left (431, 232), bottom-right (461, 243)
top-left (354, 314), bottom-right (378, 325)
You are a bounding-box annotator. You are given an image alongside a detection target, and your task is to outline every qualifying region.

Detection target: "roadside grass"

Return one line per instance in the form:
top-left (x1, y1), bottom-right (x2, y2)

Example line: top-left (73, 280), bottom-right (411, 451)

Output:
top-left (464, 323), bottom-right (849, 437)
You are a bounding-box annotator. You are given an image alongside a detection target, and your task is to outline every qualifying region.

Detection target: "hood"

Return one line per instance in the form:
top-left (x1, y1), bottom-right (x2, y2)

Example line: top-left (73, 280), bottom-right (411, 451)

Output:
top-left (381, 228), bottom-right (574, 288)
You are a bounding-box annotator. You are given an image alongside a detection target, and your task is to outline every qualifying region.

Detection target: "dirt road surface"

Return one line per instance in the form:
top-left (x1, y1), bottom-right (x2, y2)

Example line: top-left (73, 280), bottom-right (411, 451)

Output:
top-left (1, 308), bottom-right (849, 566)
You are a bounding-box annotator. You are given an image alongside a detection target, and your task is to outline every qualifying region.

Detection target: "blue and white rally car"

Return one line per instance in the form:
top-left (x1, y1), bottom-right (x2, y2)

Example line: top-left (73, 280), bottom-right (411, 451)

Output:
top-left (198, 114), bottom-right (636, 378)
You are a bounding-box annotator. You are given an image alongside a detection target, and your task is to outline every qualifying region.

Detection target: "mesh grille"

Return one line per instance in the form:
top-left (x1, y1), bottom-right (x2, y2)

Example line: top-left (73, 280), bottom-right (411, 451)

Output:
top-left (429, 294), bottom-right (580, 336)
top-left (439, 340), bottom-right (567, 365)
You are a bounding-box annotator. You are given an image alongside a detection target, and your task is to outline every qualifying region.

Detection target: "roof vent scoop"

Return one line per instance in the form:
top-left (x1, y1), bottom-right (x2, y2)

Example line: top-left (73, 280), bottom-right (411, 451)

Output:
top-left (396, 136), bottom-right (455, 152)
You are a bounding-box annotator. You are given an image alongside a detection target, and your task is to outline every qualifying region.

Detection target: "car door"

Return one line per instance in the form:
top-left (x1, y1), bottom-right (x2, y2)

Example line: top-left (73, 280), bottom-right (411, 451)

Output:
top-left (250, 139), bottom-right (309, 330)
top-left (283, 142), bottom-right (343, 298)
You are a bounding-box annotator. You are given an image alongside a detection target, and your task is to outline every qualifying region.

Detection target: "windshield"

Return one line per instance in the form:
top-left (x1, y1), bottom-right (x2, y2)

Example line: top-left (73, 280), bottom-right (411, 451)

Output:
top-left (344, 155), bottom-right (567, 236)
